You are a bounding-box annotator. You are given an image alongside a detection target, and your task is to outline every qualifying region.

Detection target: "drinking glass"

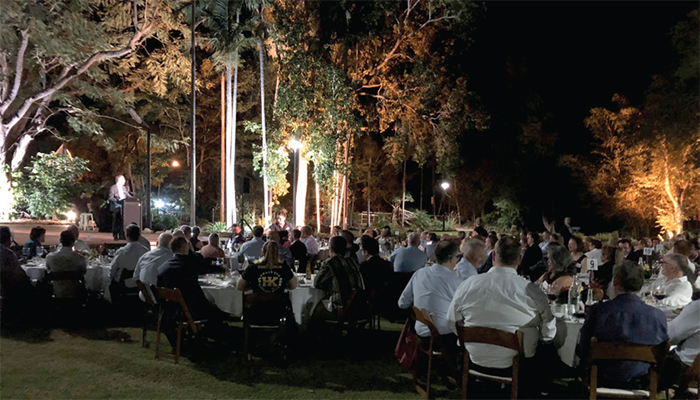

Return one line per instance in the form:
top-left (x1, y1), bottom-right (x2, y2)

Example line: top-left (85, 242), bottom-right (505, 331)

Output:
top-left (22, 247), bottom-right (30, 259)
top-left (652, 281), bottom-right (667, 303)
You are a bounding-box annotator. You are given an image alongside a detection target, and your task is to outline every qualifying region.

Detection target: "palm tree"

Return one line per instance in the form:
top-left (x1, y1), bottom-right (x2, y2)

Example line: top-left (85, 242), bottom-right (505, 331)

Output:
top-left (202, 0), bottom-right (255, 228)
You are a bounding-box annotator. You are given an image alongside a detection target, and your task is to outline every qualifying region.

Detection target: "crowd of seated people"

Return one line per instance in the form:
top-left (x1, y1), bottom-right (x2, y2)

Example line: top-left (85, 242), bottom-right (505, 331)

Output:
top-left (2, 218), bottom-right (699, 396)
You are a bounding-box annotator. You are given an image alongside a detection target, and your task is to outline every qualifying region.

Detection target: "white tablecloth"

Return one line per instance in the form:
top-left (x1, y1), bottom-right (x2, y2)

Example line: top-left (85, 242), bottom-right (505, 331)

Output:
top-left (200, 280), bottom-right (325, 325)
top-left (85, 264), bottom-right (111, 293)
top-left (22, 260), bottom-right (112, 297)
top-left (201, 283), bottom-right (243, 316)
top-left (21, 264), bottom-right (47, 282)
top-left (555, 317), bottom-right (583, 367)
top-left (289, 285), bottom-right (325, 325)
top-left (552, 300), bottom-right (679, 368)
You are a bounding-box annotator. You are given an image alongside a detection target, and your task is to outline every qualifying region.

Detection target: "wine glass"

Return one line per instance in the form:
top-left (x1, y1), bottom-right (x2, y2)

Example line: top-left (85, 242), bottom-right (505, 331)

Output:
top-left (652, 281), bottom-right (667, 303)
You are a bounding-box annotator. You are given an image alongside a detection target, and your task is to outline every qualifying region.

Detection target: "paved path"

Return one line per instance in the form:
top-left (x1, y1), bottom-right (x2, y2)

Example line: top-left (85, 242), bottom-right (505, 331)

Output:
top-left (2, 221), bottom-right (161, 248)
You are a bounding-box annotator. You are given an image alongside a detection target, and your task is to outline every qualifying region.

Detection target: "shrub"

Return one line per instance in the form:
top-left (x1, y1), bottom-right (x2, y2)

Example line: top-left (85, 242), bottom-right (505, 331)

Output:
top-left (152, 213), bottom-right (179, 231)
top-left (204, 221), bottom-right (229, 235)
top-left (13, 153), bottom-right (90, 219)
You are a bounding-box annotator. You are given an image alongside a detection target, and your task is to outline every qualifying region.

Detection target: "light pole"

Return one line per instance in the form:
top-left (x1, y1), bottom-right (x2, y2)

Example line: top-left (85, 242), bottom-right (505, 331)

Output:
top-left (289, 139), bottom-right (302, 227)
top-left (441, 181), bottom-right (450, 232)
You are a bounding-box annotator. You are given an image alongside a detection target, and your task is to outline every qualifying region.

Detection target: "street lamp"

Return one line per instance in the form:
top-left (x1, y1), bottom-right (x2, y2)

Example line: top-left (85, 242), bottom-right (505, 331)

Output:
top-left (289, 139), bottom-right (302, 227)
top-left (440, 182), bottom-right (450, 232)
top-left (172, 160), bottom-right (180, 168)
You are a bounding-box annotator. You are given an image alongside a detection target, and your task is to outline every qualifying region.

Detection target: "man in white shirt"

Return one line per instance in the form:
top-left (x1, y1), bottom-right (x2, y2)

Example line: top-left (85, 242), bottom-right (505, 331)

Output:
top-left (447, 235), bottom-right (557, 382)
top-left (455, 238), bottom-right (485, 280)
top-left (133, 232), bottom-right (173, 301)
top-left (658, 253), bottom-right (693, 308)
top-left (660, 299), bottom-right (700, 392)
top-left (390, 233), bottom-right (428, 273)
top-left (110, 225), bottom-right (149, 283)
top-left (46, 230), bottom-right (87, 298)
top-left (108, 174), bottom-right (132, 240)
top-left (301, 225), bottom-right (319, 264)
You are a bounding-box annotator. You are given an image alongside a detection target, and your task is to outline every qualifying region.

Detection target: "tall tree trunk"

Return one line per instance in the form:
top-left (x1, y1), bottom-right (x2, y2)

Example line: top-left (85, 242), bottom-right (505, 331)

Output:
top-left (220, 72), bottom-right (225, 222)
top-left (259, 38), bottom-right (269, 225)
top-left (402, 160), bottom-right (406, 226)
top-left (342, 139), bottom-right (349, 229)
top-left (226, 8), bottom-right (240, 228)
top-left (315, 181), bottom-right (321, 233)
top-left (367, 156), bottom-right (371, 227)
top-left (419, 165), bottom-right (423, 211)
top-left (295, 153), bottom-right (307, 227)
top-left (432, 164), bottom-right (436, 216)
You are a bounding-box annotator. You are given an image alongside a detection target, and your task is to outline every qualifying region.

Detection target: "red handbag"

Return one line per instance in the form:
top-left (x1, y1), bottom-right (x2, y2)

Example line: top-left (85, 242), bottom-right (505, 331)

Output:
top-left (395, 318), bottom-right (418, 371)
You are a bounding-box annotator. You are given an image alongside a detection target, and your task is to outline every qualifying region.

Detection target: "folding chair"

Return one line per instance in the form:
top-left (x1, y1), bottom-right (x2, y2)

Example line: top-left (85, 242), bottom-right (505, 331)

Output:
top-left (323, 289), bottom-right (370, 358)
top-left (135, 280), bottom-right (157, 348)
top-left (412, 306), bottom-right (453, 399)
top-left (677, 353), bottom-right (700, 399)
top-left (242, 291), bottom-right (287, 361)
top-left (154, 287), bottom-right (206, 364)
top-left (456, 324), bottom-right (523, 400)
top-left (587, 338), bottom-right (668, 400)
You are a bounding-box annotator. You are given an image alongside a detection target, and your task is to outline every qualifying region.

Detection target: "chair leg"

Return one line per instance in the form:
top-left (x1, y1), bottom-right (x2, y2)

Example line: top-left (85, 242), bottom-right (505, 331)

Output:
top-left (174, 323), bottom-right (181, 365)
top-left (155, 307), bottom-right (163, 359)
top-left (426, 343), bottom-right (433, 399)
top-left (243, 322), bottom-right (249, 361)
top-left (461, 353), bottom-right (469, 400)
top-left (142, 309), bottom-right (149, 347)
top-left (649, 370), bottom-right (658, 400)
top-left (511, 357), bottom-right (519, 400)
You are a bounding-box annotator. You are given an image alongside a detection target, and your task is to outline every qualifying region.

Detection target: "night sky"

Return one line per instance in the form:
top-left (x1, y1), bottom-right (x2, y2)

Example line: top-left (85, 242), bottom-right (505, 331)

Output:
top-left (469, 1), bottom-right (697, 145)
top-left (404, 1), bottom-right (697, 231)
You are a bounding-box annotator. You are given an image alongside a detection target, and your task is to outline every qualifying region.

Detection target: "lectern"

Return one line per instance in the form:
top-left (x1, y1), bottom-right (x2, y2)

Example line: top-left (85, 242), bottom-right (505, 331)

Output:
top-left (123, 198), bottom-right (142, 232)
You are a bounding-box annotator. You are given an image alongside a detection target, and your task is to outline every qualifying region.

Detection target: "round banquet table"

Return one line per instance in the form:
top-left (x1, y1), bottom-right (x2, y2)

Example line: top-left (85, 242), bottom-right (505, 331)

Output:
top-left (85, 261), bottom-right (111, 293)
top-left (552, 300), bottom-right (680, 368)
top-left (200, 275), bottom-right (325, 325)
top-left (21, 264), bottom-right (47, 283)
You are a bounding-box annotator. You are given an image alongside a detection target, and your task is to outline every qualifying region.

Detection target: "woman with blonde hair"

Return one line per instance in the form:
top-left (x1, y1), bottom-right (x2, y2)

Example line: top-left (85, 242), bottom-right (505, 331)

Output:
top-left (237, 240), bottom-right (297, 327)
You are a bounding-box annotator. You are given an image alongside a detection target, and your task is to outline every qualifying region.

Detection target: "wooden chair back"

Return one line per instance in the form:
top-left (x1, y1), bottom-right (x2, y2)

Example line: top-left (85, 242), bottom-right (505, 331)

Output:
top-left (135, 279), bottom-right (156, 307)
top-left (457, 326), bottom-right (522, 352)
top-left (456, 324), bottom-right (523, 400)
top-left (587, 338), bottom-right (668, 400)
top-left (45, 270), bottom-right (87, 299)
top-left (677, 353), bottom-right (699, 399)
top-left (153, 287), bottom-right (199, 334)
top-left (412, 306), bottom-right (440, 339)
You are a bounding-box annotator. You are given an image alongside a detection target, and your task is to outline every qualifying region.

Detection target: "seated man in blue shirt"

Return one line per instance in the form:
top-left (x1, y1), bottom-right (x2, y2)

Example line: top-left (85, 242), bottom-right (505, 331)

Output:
top-left (390, 232), bottom-right (428, 273)
top-left (399, 240), bottom-right (463, 382)
top-left (576, 260), bottom-right (668, 389)
top-left (237, 225), bottom-right (265, 264)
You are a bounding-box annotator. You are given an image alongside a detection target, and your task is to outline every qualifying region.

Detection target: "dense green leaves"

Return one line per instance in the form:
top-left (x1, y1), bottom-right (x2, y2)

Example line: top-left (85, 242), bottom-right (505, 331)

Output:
top-left (13, 153), bottom-right (90, 219)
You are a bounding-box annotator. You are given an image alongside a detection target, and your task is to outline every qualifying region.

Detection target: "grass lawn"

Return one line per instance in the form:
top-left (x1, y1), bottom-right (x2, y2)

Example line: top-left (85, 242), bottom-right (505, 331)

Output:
top-left (1, 313), bottom-right (429, 400)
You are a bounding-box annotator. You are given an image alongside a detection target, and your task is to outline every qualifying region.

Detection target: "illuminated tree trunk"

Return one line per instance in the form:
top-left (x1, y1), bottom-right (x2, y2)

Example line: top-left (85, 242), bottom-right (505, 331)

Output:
top-left (295, 154), bottom-right (308, 227)
top-left (220, 72), bottom-right (225, 222)
top-left (225, 8), bottom-right (240, 228)
top-left (367, 156), bottom-right (371, 227)
top-left (259, 39), bottom-right (269, 225)
top-left (315, 181), bottom-right (321, 233)
top-left (402, 160), bottom-right (406, 226)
